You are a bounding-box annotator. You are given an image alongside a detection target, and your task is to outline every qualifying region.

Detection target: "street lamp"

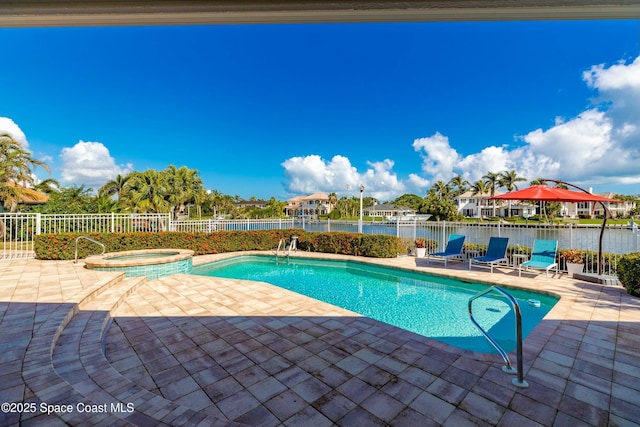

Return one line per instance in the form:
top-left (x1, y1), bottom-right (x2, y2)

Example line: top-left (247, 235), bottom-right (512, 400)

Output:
top-left (358, 184), bottom-right (365, 233)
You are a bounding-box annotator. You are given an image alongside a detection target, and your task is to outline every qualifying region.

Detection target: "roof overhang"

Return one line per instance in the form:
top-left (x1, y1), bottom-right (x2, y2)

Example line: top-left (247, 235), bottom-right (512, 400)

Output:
top-left (1, 1), bottom-right (639, 28)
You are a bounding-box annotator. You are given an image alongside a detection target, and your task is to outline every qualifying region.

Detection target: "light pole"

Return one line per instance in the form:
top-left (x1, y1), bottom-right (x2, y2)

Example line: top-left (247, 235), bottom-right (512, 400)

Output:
top-left (358, 184), bottom-right (365, 233)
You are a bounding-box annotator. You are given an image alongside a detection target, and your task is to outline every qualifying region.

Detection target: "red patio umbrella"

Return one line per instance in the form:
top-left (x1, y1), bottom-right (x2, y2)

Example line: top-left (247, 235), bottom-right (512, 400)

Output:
top-left (488, 184), bottom-right (621, 204)
top-left (489, 183), bottom-right (621, 276)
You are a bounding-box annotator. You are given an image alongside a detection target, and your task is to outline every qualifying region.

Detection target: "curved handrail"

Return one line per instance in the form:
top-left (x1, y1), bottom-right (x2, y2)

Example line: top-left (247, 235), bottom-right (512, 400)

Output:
top-left (468, 285), bottom-right (528, 388)
top-left (75, 236), bottom-right (106, 264)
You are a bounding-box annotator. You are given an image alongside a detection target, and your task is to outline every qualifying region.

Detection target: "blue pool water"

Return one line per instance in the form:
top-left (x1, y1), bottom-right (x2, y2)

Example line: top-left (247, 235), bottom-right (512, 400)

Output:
top-left (192, 256), bottom-right (558, 354)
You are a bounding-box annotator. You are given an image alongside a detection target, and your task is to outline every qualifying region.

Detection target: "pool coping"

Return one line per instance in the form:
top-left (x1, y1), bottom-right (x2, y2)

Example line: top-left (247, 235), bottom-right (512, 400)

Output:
top-left (85, 248), bottom-right (194, 268)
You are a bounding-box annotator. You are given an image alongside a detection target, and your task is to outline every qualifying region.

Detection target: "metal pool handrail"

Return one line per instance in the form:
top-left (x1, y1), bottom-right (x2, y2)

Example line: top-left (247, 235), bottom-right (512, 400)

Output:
top-left (468, 285), bottom-right (528, 388)
top-left (74, 236), bottom-right (106, 264)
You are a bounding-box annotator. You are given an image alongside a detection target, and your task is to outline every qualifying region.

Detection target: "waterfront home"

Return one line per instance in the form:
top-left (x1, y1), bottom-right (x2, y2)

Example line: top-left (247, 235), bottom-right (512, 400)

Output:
top-left (454, 190), bottom-right (506, 218)
top-left (363, 203), bottom-right (415, 219)
top-left (285, 192), bottom-right (333, 219)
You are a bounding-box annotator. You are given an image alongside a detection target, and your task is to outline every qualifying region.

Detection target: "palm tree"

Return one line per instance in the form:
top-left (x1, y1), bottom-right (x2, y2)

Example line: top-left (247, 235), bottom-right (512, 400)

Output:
top-left (98, 174), bottom-right (130, 200)
top-left (448, 174), bottom-right (469, 197)
top-left (483, 171), bottom-right (500, 217)
top-left (0, 133), bottom-right (50, 211)
top-left (499, 170), bottom-right (527, 217)
top-left (125, 170), bottom-right (170, 213)
top-left (470, 179), bottom-right (490, 219)
top-left (34, 178), bottom-right (60, 195)
top-left (164, 165), bottom-right (204, 219)
top-left (431, 180), bottom-right (451, 199)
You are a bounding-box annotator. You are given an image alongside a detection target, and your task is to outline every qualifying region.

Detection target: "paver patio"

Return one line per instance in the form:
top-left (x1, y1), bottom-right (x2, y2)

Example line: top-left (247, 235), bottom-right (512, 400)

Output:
top-left (1, 251), bottom-right (639, 426)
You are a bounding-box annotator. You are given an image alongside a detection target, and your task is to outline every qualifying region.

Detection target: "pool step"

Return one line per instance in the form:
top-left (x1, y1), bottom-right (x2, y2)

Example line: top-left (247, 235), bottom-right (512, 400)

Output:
top-left (44, 274), bottom-right (243, 426)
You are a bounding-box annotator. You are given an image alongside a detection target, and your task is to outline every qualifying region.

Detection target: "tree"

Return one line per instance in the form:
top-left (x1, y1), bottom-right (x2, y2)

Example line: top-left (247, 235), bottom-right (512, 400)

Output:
top-left (124, 170), bottom-right (171, 213)
top-left (0, 133), bottom-right (50, 211)
top-left (98, 174), bottom-right (129, 200)
top-left (28, 185), bottom-right (95, 214)
top-left (448, 174), bottom-right (469, 197)
top-left (392, 193), bottom-right (423, 211)
top-left (498, 170), bottom-right (527, 217)
top-left (469, 179), bottom-right (490, 219)
top-left (34, 178), bottom-right (60, 195)
top-left (164, 165), bottom-right (205, 219)
top-left (422, 188), bottom-right (458, 220)
top-left (483, 171), bottom-right (500, 217)
top-left (431, 180), bottom-right (451, 199)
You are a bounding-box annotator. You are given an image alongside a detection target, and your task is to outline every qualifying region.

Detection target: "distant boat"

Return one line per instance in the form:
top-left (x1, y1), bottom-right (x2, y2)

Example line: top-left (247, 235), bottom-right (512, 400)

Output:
top-left (386, 214), bottom-right (432, 223)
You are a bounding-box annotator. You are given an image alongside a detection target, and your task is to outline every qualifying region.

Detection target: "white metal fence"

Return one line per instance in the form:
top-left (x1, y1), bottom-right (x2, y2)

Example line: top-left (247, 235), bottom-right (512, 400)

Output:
top-left (2, 213), bottom-right (638, 275)
top-left (301, 218), bottom-right (640, 275)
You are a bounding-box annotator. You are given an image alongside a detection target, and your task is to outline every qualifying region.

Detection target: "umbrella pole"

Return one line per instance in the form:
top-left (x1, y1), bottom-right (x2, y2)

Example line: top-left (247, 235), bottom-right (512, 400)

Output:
top-left (543, 179), bottom-right (610, 276)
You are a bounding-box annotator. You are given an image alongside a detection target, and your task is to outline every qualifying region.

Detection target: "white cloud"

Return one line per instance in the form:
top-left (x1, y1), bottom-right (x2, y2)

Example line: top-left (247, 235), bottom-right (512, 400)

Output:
top-left (412, 132), bottom-right (460, 183)
top-left (0, 117), bottom-right (29, 147)
top-left (281, 154), bottom-right (405, 201)
top-left (60, 141), bottom-right (133, 188)
top-left (583, 56), bottom-right (640, 91)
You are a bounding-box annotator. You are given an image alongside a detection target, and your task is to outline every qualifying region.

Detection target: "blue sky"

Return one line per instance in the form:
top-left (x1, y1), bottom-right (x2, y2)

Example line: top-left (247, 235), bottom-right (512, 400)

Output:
top-left (1, 20), bottom-right (639, 201)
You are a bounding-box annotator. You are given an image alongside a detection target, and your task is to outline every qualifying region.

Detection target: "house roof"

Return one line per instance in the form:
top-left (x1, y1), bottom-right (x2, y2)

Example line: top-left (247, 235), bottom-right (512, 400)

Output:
top-left (301, 192), bottom-right (329, 200)
top-left (4, 182), bottom-right (50, 205)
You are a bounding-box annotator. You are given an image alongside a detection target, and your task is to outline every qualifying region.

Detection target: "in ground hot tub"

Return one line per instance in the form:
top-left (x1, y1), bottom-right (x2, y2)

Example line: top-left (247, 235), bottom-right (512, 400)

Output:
top-left (85, 249), bottom-right (194, 280)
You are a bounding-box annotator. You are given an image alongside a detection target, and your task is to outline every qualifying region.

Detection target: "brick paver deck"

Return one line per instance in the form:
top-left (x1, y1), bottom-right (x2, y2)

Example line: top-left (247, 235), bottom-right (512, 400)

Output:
top-left (1, 252), bottom-right (639, 426)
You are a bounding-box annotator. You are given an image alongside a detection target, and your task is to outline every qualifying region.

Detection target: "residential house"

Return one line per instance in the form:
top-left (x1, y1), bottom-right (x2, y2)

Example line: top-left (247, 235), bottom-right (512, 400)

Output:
top-left (363, 203), bottom-right (415, 219)
top-left (285, 192), bottom-right (333, 219)
top-left (454, 190), bottom-right (536, 218)
top-left (589, 192), bottom-right (635, 218)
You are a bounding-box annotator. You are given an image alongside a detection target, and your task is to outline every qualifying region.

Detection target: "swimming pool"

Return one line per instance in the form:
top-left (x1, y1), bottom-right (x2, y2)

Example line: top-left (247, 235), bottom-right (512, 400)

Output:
top-left (192, 256), bottom-right (558, 354)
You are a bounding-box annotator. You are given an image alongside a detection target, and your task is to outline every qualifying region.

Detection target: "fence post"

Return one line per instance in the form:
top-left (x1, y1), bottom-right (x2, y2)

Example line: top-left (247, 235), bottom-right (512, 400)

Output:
top-left (396, 216), bottom-right (400, 238)
top-left (442, 220), bottom-right (446, 249)
top-left (36, 213), bottom-right (41, 235)
top-left (327, 218), bottom-right (331, 232)
top-left (569, 223), bottom-right (574, 249)
top-left (111, 212), bottom-right (115, 233)
top-left (413, 218), bottom-right (417, 243)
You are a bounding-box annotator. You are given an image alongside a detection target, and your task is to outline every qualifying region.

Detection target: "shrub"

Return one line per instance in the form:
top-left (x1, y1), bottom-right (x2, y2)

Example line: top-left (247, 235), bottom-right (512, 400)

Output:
top-left (296, 232), bottom-right (401, 258)
top-left (617, 252), bottom-right (640, 296)
top-left (34, 229), bottom-right (403, 260)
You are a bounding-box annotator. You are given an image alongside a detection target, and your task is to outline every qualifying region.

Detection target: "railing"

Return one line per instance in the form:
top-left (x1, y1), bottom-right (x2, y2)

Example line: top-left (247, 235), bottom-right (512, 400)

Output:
top-left (469, 286), bottom-right (528, 388)
top-left (302, 219), bottom-right (639, 275)
top-left (0, 213), bottom-right (38, 260)
top-left (74, 235), bottom-right (106, 263)
top-left (1, 213), bottom-right (637, 270)
top-left (170, 218), bottom-right (294, 232)
top-left (39, 213), bottom-right (170, 234)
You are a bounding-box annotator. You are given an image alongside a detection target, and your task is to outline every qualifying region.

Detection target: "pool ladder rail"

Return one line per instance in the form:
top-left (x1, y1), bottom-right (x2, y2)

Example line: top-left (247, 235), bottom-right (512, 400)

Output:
top-left (274, 236), bottom-right (298, 260)
top-left (74, 236), bottom-right (106, 264)
top-left (468, 285), bottom-right (529, 388)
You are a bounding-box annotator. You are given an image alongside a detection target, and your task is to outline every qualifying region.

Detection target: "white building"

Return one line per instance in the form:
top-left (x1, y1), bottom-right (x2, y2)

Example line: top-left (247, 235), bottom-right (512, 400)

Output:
top-left (285, 192), bottom-right (333, 219)
top-left (363, 203), bottom-right (415, 219)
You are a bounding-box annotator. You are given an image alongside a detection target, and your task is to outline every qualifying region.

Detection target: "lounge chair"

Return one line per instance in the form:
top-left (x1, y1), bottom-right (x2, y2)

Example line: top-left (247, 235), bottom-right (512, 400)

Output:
top-left (426, 234), bottom-right (465, 267)
top-left (469, 237), bottom-right (509, 273)
top-left (518, 239), bottom-right (558, 278)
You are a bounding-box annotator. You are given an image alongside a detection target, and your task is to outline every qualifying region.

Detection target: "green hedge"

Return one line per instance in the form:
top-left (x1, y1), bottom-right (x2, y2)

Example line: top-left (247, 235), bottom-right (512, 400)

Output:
top-left (34, 229), bottom-right (402, 260)
top-left (617, 252), bottom-right (640, 296)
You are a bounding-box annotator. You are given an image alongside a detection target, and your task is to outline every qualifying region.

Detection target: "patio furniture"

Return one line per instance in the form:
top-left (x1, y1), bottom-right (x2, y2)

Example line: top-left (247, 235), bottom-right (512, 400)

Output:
top-left (518, 239), bottom-right (558, 278)
top-left (426, 234), bottom-right (466, 267)
top-left (469, 237), bottom-right (509, 273)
